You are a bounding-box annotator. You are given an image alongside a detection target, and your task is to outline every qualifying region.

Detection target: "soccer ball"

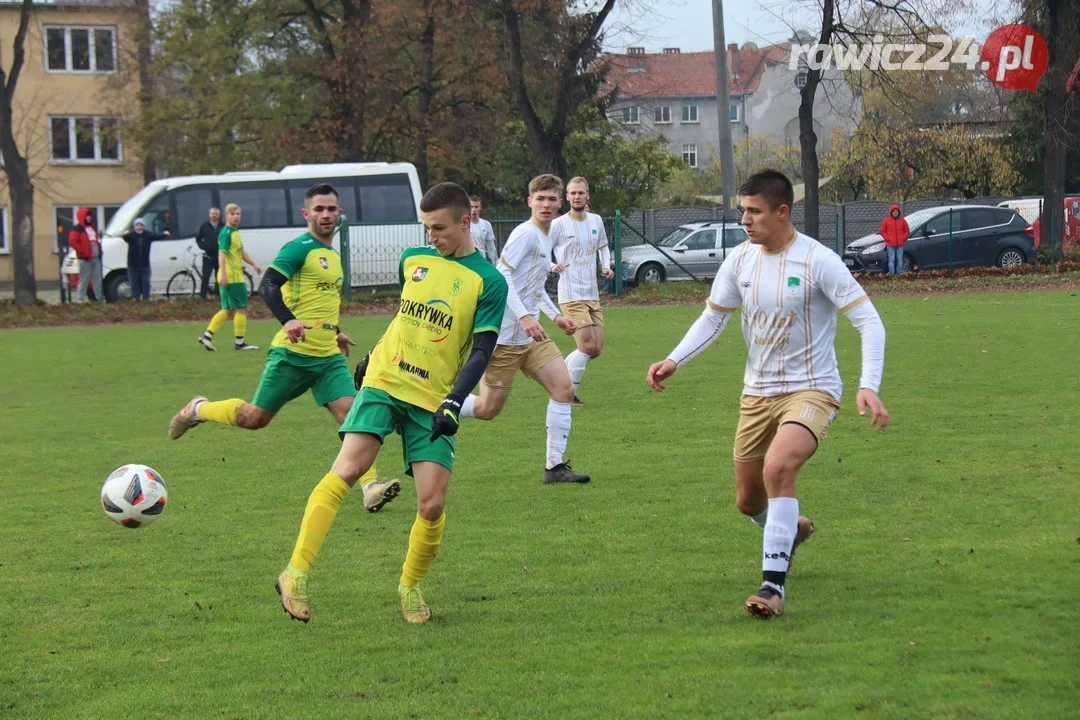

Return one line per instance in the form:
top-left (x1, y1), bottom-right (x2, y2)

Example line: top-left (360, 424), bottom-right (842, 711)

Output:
top-left (101, 464), bottom-right (168, 528)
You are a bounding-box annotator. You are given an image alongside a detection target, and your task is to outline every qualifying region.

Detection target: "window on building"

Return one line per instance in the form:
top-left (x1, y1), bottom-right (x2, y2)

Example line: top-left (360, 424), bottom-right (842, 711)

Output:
top-left (49, 116), bottom-right (123, 163)
top-left (621, 106), bottom-right (640, 125)
top-left (54, 205), bottom-right (121, 253)
top-left (0, 206), bottom-right (8, 254)
top-left (44, 26), bottom-right (116, 73)
top-left (729, 103), bottom-right (740, 122)
top-left (681, 105), bottom-right (699, 123)
top-left (682, 144), bottom-right (698, 168)
top-left (654, 106), bottom-right (671, 124)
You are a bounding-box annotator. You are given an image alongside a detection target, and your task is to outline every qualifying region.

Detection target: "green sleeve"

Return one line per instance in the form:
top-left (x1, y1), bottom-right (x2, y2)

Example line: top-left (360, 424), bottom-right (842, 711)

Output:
top-left (269, 239), bottom-right (310, 278)
top-left (474, 265), bottom-right (508, 333)
top-left (218, 227), bottom-right (232, 253)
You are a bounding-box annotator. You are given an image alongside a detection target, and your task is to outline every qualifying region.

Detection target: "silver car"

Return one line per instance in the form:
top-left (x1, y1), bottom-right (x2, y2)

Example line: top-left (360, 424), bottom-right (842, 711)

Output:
top-left (622, 221), bottom-right (749, 284)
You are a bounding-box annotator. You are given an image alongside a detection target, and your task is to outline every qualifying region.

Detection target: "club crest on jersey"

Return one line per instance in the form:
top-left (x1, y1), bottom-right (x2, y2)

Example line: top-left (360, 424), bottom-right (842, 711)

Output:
top-left (319, 257), bottom-right (329, 269)
top-left (412, 267), bottom-right (429, 282)
top-left (786, 276), bottom-right (802, 297)
top-left (450, 278), bottom-right (464, 296)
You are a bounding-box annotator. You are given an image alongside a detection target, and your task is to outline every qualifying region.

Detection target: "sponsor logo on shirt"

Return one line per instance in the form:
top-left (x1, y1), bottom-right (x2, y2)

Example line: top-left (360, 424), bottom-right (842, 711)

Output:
top-left (397, 359), bottom-right (430, 381)
top-left (399, 297), bottom-right (454, 341)
top-left (412, 267), bottom-right (429, 282)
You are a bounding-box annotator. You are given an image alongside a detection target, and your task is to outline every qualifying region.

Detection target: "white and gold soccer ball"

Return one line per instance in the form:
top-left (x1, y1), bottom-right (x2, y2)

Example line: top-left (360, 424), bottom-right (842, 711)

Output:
top-left (100, 464), bottom-right (168, 528)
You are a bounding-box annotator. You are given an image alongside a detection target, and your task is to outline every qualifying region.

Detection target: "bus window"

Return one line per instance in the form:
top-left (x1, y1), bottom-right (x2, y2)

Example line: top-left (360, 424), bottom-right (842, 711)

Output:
top-left (358, 175), bottom-right (416, 223)
top-left (287, 180), bottom-right (357, 226)
top-left (175, 185), bottom-right (215, 237)
top-left (220, 184), bottom-right (289, 229)
top-left (141, 190), bottom-right (173, 236)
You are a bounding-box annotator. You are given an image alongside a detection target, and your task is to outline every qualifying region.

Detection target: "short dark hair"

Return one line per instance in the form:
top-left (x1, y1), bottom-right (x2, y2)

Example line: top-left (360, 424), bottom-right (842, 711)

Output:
top-left (420, 182), bottom-right (472, 217)
top-left (738, 170), bottom-right (794, 211)
top-left (305, 183), bottom-right (339, 203)
top-left (469, 194), bottom-right (482, 203)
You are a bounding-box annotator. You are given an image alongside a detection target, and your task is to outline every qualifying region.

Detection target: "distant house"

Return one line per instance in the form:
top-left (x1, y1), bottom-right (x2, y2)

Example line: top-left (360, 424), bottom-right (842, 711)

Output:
top-left (606, 41), bottom-right (861, 168)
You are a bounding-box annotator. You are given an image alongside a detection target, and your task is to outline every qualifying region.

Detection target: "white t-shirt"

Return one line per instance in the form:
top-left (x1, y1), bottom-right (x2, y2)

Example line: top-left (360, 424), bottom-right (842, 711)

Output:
top-left (708, 232), bottom-right (868, 401)
top-left (551, 213), bottom-right (608, 303)
top-left (496, 221), bottom-right (560, 346)
top-left (470, 218), bottom-right (497, 261)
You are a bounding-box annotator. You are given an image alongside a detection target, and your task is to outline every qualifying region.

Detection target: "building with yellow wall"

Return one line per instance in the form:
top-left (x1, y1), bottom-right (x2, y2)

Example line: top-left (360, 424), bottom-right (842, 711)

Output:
top-left (0, 0), bottom-right (144, 290)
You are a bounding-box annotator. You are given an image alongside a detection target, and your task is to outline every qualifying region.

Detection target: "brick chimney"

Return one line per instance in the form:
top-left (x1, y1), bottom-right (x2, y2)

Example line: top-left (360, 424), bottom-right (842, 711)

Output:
top-left (627, 47), bottom-right (645, 55)
top-left (663, 47), bottom-right (680, 54)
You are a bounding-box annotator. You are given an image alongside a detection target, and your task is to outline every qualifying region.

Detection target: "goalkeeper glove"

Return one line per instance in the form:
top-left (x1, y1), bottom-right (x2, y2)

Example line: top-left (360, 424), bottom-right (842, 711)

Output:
top-left (429, 394), bottom-right (464, 442)
top-left (353, 350), bottom-right (372, 391)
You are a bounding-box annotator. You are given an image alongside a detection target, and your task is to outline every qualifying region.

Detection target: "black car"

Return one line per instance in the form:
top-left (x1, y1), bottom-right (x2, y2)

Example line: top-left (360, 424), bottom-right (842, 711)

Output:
top-left (844, 205), bottom-right (1036, 273)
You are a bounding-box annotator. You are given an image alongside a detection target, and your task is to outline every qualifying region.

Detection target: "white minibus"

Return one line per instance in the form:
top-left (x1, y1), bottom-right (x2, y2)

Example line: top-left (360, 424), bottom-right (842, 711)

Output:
top-left (100, 162), bottom-right (424, 301)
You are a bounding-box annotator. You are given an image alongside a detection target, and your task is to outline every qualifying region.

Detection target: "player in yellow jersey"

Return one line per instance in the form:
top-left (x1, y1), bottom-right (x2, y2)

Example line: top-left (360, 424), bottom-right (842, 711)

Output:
top-left (275, 182), bottom-right (508, 624)
top-left (169, 184), bottom-right (400, 513)
top-left (197, 203), bottom-right (262, 351)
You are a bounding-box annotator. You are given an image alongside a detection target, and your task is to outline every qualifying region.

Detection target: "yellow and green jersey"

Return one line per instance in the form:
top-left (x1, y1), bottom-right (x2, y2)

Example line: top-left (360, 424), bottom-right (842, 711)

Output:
top-left (364, 246), bottom-right (507, 412)
top-left (218, 226), bottom-right (245, 284)
top-left (268, 233), bottom-right (345, 357)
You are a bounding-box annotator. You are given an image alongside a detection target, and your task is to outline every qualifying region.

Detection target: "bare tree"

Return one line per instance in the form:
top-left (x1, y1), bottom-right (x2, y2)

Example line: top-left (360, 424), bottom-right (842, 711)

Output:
top-left (499, 0), bottom-right (617, 179)
top-left (0, 0), bottom-right (37, 306)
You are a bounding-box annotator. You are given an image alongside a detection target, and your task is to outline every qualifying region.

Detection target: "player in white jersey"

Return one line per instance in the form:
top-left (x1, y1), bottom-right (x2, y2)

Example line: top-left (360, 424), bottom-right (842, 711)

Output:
top-left (469, 195), bottom-right (498, 262)
top-left (459, 174), bottom-right (590, 484)
top-left (647, 170), bottom-right (889, 619)
top-left (550, 177), bottom-right (614, 407)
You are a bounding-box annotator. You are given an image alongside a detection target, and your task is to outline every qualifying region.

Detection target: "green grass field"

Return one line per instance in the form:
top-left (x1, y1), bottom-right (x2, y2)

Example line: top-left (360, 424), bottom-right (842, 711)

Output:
top-left (1, 292), bottom-right (1078, 719)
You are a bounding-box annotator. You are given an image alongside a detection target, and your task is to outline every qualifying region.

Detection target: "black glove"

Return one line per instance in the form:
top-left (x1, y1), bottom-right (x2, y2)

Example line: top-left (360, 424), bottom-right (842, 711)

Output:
top-left (353, 350), bottom-right (372, 391)
top-left (429, 394), bottom-right (464, 442)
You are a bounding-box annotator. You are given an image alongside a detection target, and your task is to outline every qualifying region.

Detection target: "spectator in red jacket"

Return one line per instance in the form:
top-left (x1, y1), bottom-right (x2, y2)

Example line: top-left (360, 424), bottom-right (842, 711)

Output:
top-left (879, 204), bottom-right (910, 275)
top-left (69, 207), bottom-right (103, 302)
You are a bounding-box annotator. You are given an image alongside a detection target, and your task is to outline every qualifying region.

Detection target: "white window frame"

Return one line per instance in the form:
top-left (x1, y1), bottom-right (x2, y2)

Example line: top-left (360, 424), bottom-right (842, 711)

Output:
top-left (622, 106), bottom-right (640, 125)
top-left (44, 25), bottom-right (117, 74)
top-left (729, 103), bottom-right (740, 122)
top-left (681, 104), bottom-right (699, 124)
top-left (0, 206), bottom-right (9, 255)
top-left (48, 116), bottom-right (123, 164)
top-left (682, 144), bottom-right (698, 168)
top-left (654, 106), bottom-right (671, 124)
top-left (53, 205), bottom-right (121, 253)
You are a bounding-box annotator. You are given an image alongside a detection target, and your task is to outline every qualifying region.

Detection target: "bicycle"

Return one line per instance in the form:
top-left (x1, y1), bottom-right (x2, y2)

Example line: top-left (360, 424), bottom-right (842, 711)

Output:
top-left (166, 246), bottom-right (256, 300)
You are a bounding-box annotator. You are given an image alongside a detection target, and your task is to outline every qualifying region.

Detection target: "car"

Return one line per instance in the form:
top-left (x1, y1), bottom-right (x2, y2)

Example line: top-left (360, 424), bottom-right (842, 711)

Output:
top-left (844, 205), bottom-right (1036, 273)
top-left (622, 221), bottom-right (748, 284)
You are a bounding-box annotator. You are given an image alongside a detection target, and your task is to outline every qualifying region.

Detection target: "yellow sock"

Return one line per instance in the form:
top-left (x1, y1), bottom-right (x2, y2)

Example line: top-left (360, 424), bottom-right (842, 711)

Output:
top-left (196, 398), bottom-right (244, 426)
top-left (358, 463), bottom-right (378, 490)
top-left (289, 472), bottom-right (351, 573)
top-left (399, 512), bottom-right (445, 587)
top-left (234, 312), bottom-right (247, 341)
top-left (207, 310), bottom-right (229, 335)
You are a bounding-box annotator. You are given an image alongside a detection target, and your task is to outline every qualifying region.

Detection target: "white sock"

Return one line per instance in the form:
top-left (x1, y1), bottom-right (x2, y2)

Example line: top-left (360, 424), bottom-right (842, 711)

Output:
top-left (545, 399), bottom-right (572, 469)
top-left (565, 350), bottom-right (590, 389)
top-left (749, 508), bottom-right (768, 529)
top-left (460, 394), bottom-right (477, 420)
top-left (762, 497), bottom-right (799, 575)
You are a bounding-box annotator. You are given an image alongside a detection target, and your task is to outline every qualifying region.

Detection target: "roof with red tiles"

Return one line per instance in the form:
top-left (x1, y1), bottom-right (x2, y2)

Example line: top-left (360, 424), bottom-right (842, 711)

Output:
top-left (606, 43), bottom-right (790, 98)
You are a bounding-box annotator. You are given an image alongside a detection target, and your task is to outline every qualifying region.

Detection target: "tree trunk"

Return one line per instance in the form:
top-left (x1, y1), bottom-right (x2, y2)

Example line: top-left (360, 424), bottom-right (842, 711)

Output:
top-left (8, 158), bottom-right (35, 306)
top-left (796, 0), bottom-right (834, 241)
top-left (413, 6), bottom-right (436, 188)
top-left (1042, 0), bottom-right (1071, 261)
top-left (134, 0), bottom-right (156, 183)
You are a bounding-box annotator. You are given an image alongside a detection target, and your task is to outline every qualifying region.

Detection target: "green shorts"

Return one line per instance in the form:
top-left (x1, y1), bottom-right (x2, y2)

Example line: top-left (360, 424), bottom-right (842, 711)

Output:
top-left (340, 387), bottom-right (454, 476)
top-left (252, 347), bottom-right (355, 413)
top-left (220, 282), bottom-right (248, 310)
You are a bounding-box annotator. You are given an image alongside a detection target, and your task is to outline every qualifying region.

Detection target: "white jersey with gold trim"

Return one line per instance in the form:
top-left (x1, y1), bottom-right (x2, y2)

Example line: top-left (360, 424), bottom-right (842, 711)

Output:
top-left (551, 212), bottom-right (608, 303)
top-left (708, 232), bottom-right (868, 401)
top-left (496, 220), bottom-right (559, 346)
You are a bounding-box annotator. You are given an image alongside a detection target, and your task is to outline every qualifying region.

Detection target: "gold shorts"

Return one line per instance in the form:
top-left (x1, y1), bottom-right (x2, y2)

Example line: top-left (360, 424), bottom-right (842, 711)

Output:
top-left (733, 391), bottom-right (840, 462)
top-left (481, 339), bottom-right (564, 388)
top-left (559, 300), bottom-right (604, 329)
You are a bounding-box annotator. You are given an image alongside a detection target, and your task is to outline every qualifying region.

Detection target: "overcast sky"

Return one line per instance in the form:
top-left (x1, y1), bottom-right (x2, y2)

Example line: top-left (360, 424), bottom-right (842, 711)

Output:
top-left (606, 0), bottom-right (1008, 54)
